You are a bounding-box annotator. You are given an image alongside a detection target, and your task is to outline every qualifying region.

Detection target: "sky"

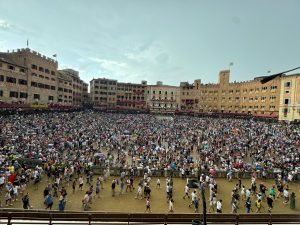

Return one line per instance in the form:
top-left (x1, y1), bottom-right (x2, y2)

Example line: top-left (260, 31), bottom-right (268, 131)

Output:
top-left (0, 0), bottom-right (299, 86)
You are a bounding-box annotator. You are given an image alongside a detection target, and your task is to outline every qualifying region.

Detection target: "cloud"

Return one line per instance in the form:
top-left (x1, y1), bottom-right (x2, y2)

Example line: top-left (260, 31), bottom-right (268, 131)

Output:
top-left (0, 19), bottom-right (10, 29)
top-left (124, 42), bottom-right (169, 65)
top-left (89, 57), bottom-right (128, 70)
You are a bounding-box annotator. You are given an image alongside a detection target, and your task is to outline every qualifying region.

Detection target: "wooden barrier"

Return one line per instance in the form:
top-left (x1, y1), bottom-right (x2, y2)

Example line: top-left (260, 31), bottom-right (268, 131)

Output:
top-left (0, 210), bottom-right (300, 225)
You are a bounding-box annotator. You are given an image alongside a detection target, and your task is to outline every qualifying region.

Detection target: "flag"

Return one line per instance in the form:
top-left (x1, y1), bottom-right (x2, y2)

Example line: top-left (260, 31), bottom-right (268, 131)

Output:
top-left (53, 54), bottom-right (57, 58)
top-left (260, 73), bottom-right (283, 84)
top-left (260, 66), bottom-right (300, 84)
top-left (229, 62), bottom-right (234, 66)
top-left (26, 39), bottom-right (29, 47)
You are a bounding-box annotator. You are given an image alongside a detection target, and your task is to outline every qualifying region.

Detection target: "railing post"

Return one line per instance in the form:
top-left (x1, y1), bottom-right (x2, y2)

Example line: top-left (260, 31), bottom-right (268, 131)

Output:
top-left (164, 214), bottom-right (168, 225)
top-left (7, 212), bottom-right (11, 225)
top-left (269, 213), bottom-right (272, 225)
top-left (49, 212), bottom-right (52, 225)
top-left (235, 214), bottom-right (239, 225)
top-left (88, 213), bottom-right (92, 225)
top-left (128, 213), bottom-right (130, 225)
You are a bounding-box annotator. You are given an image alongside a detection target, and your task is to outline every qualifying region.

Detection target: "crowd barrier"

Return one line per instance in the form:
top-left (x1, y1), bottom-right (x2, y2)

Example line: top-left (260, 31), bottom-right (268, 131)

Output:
top-left (93, 166), bottom-right (300, 180)
top-left (15, 159), bottom-right (300, 181)
top-left (0, 210), bottom-right (299, 225)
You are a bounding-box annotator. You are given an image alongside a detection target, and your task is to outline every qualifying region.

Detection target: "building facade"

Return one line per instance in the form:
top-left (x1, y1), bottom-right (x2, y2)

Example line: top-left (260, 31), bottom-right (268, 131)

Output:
top-left (0, 57), bottom-right (28, 103)
top-left (180, 80), bottom-right (201, 112)
top-left (278, 74), bottom-right (300, 121)
top-left (0, 48), bottom-right (58, 104)
top-left (59, 69), bottom-right (88, 106)
top-left (0, 48), bottom-right (88, 106)
top-left (90, 78), bottom-right (117, 108)
top-left (116, 81), bottom-right (146, 110)
top-left (198, 70), bottom-right (281, 116)
top-left (145, 82), bottom-right (181, 113)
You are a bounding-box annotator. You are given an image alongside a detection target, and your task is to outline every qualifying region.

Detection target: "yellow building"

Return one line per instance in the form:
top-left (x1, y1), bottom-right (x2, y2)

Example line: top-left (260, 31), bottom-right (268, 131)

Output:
top-left (0, 48), bottom-right (58, 104)
top-left (199, 70), bottom-right (281, 116)
top-left (59, 69), bottom-right (88, 106)
top-left (145, 81), bottom-right (181, 113)
top-left (0, 57), bottom-right (28, 103)
top-left (180, 80), bottom-right (201, 112)
top-left (0, 48), bottom-right (88, 106)
top-left (90, 78), bottom-right (117, 108)
top-left (278, 74), bottom-right (300, 121)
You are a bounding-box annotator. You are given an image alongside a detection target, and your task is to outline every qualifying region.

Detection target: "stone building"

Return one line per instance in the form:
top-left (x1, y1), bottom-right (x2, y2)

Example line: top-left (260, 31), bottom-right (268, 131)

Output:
top-left (116, 81), bottom-right (147, 110)
top-left (145, 81), bottom-right (181, 113)
top-left (90, 78), bottom-right (117, 108)
top-left (0, 48), bottom-right (58, 104)
top-left (0, 48), bottom-right (88, 106)
top-left (278, 74), bottom-right (300, 121)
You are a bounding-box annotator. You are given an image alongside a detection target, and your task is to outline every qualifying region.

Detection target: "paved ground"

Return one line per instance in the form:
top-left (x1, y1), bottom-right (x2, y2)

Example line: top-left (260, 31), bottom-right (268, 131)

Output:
top-left (1, 176), bottom-right (299, 214)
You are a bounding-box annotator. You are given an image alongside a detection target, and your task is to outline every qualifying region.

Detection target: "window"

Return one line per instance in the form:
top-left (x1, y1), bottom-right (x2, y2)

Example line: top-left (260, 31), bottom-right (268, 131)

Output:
top-left (9, 91), bottom-right (18, 98)
top-left (159, 91), bottom-right (161, 94)
top-left (18, 79), bottom-right (27, 85)
top-left (45, 69), bottom-right (50, 74)
top-left (283, 108), bottom-right (289, 113)
top-left (165, 91), bottom-right (167, 95)
top-left (6, 77), bottom-right (16, 83)
top-left (153, 91), bottom-right (155, 94)
top-left (285, 81), bottom-right (291, 87)
top-left (20, 92), bottom-right (28, 99)
top-left (0, 90), bottom-right (3, 97)
top-left (48, 96), bottom-right (54, 101)
top-left (0, 75), bottom-right (4, 82)
top-left (20, 68), bottom-right (25, 73)
top-left (38, 83), bottom-right (44, 88)
top-left (8, 65), bottom-right (15, 70)
top-left (39, 67), bottom-right (44, 72)
top-left (33, 94), bottom-right (40, 100)
top-left (31, 64), bottom-right (37, 70)
top-left (284, 99), bottom-right (290, 104)
top-left (31, 72), bottom-right (37, 77)
top-left (285, 90), bottom-right (290, 94)
top-left (31, 82), bottom-right (37, 87)
top-left (271, 86), bottom-right (277, 90)
top-left (51, 71), bottom-right (55, 75)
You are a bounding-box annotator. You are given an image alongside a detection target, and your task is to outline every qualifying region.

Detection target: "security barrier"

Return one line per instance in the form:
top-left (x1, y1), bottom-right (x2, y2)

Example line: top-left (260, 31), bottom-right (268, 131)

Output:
top-left (0, 210), bottom-right (300, 225)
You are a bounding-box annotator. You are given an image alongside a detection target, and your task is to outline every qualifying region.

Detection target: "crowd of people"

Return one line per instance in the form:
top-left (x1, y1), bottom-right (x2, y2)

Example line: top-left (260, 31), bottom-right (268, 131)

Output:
top-left (0, 110), bottom-right (299, 212)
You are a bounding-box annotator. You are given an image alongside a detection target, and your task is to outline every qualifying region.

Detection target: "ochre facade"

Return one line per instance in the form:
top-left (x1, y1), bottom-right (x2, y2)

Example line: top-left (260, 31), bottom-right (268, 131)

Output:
top-left (0, 48), bottom-right (87, 105)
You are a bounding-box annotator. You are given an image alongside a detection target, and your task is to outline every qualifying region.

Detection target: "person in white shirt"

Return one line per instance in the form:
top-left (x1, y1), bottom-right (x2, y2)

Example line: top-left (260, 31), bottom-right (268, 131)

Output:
top-left (246, 189), bottom-right (251, 199)
top-left (283, 189), bottom-right (289, 204)
top-left (135, 184), bottom-right (143, 199)
top-left (183, 184), bottom-right (190, 199)
top-left (216, 199), bottom-right (222, 213)
top-left (156, 178), bottom-right (160, 189)
top-left (189, 190), bottom-right (197, 208)
top-left (79, 176), bottom-right (84, 191)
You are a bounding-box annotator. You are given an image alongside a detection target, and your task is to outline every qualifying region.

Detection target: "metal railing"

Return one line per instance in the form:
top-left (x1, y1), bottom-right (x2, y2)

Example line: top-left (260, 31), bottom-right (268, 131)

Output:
top-left (0, 210), bottom-right (300, 225)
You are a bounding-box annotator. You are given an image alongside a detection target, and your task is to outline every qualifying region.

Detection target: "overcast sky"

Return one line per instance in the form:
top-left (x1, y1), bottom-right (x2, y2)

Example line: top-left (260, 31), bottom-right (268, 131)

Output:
top-left (0, 0), bottom-right (299, 85)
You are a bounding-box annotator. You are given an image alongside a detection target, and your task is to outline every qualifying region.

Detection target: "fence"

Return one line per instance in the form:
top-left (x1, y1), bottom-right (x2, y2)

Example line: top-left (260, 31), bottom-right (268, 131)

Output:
top-left (0, 210), bottom-right (300, 225)
top-left (92, 166), bottom-right (300, 180)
